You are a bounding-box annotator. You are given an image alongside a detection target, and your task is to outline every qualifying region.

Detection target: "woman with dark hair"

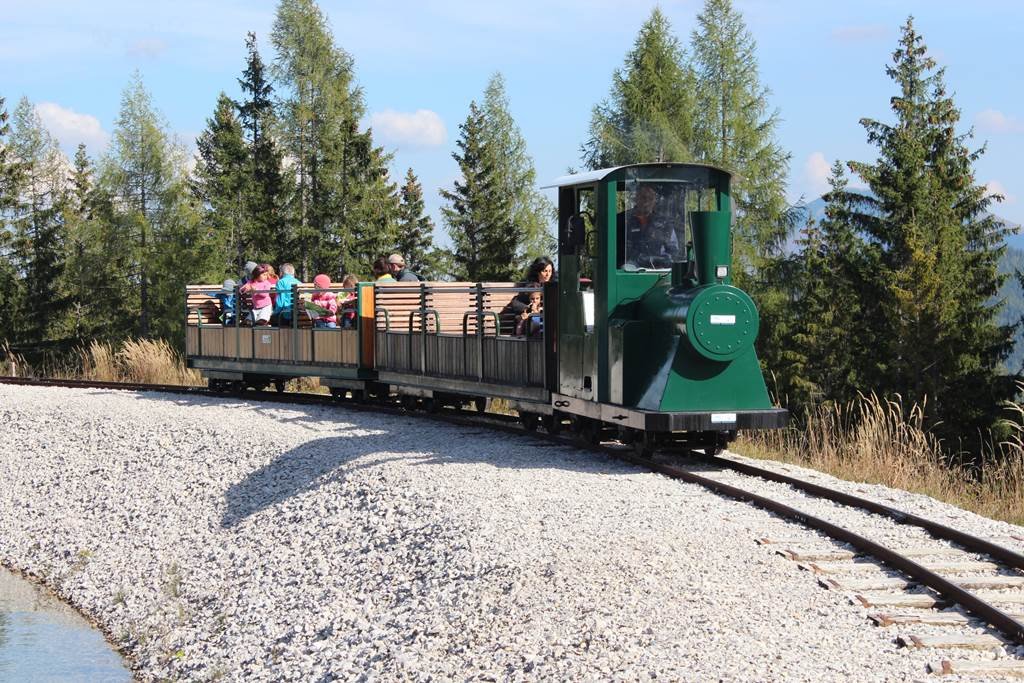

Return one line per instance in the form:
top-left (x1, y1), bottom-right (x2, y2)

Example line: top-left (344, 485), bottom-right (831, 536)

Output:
top-left (372, 256), bottom-right (396, 282)
top-left (501, 256), bottom-right (555, 333)
top-left (524, 256), bottom-right (555, 286)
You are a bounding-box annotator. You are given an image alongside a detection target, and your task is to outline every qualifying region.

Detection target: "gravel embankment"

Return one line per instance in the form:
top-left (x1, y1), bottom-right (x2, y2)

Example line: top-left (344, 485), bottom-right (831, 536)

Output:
top-left (2, 384), bottom-right (1022, 681)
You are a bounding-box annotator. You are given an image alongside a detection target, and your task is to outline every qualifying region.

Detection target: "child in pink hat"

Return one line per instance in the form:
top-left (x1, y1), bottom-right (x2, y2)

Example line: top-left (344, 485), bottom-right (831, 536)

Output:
top-left (310, 274), bottom-right (339, 328)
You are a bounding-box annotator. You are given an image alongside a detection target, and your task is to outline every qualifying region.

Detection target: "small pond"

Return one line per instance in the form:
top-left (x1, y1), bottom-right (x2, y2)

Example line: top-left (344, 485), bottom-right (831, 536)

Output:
top-left (0, 567), bottom-right (132, 681)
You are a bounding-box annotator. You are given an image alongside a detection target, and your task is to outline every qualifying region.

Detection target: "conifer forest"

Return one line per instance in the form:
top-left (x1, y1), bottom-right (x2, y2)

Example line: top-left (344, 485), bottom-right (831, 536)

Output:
top-left (1, 0), bottom-right (1020, 463)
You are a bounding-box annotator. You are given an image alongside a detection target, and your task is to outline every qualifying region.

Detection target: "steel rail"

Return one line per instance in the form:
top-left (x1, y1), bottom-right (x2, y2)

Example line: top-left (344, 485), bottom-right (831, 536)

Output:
top-left (4, 375), bottom-right (1023, 645)
top-left (613, 449), bottom-right (1024, 647)
top-left (702, 454), bottom-right (1024, 572)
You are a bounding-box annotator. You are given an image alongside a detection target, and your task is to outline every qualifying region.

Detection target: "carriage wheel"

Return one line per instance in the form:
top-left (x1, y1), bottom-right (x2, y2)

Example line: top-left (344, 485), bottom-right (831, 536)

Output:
top-left (519, 411), bottom-right (538, 432)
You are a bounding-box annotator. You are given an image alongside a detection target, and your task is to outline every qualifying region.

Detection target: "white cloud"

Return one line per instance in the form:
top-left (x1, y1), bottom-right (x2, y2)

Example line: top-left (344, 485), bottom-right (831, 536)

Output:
top-left (369, 109), bottom-right (446, 148)
top-left (35, 102), bottom-right (110, 155)
top-left (976, 109), bottom-right (1024, 134)
top-left (831, 25), bottom-right (888, 43)
top-left (986, 180), bottom-right (1016, 204)
top-left (803, 152), bottom-right (832, 199)
top-left (126, 38), bottom-right (169, 59)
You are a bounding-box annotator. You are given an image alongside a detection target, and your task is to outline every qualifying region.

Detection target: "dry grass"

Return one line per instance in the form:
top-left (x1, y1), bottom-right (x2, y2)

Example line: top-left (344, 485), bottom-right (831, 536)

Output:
top-left (734, 393), bottom-right (1024, 526)
top-left (78, 339), bottom-right (204, 386)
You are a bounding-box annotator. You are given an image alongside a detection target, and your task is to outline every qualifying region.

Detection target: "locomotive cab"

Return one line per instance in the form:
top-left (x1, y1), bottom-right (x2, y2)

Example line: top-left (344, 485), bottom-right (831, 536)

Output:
top-left (546, 162), bottom-right (787, 444)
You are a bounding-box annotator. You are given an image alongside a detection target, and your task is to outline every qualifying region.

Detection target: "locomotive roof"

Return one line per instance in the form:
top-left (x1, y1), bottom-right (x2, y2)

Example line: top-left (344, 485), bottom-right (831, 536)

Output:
top-left (542, 162), bottom-right (732, 189)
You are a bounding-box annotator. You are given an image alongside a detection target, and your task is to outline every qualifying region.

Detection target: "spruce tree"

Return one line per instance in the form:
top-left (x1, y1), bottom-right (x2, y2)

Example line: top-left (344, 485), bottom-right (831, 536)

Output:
top-left (344, 142), bottom-right (400, 276)
top-left (193, 93), bottom-right (249, 275)
top-left (0, 95), bottom-right (24, 346)
top-left (848, 17), bottom-right (1014, 446)
top-left (102, 72), bottom-right (212, 341)
top-left (237, 32), bottom-right (291, 268)
top-left (480, 73), bottom-right (554, 264)
top-left (691, 0), bottom-right (790, 272)
top-left (8, 97), bottom-right (70, 348)
top-left (63, 144), bottom-right (95, 344)
top-left (582, 8), bottom-right (696, 169)
top-left (272, 0), bottom-right (375, 279)
top-left (783, 162), bottom-right (869, 410)
top-left (441, 102), bottom-right (517, 281)
top-left (395, 168), bottom-right (438, 277)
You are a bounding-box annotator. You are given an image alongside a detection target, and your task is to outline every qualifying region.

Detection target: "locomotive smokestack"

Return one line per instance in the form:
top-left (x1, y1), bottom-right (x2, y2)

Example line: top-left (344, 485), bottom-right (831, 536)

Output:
top-left (690, 211), bottom-right (732, 286)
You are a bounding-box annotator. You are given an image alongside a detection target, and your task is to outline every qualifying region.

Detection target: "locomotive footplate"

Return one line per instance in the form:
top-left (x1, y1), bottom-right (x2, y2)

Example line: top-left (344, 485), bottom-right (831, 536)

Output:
top-left (551, 394), bottom-right (788, 432)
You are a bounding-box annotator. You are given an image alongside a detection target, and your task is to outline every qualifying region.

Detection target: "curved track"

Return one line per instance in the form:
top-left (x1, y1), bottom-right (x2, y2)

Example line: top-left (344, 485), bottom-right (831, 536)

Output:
top-left (3, 376), bottom-right (1023, 654)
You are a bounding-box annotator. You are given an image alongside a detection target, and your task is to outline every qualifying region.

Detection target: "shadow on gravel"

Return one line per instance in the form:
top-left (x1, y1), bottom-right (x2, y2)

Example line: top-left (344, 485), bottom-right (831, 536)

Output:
top-left (109, 391), bottom-right (719, 528)
top-left (220, 435), bottom-right (390, 528)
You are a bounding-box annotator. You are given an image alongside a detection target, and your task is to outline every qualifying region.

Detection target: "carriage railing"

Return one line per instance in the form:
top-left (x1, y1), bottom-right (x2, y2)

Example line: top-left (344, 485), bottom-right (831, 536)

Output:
top-left (373, 282), bottom-right (546, 386)
top-left (186, 284), bottom-right (361, 367)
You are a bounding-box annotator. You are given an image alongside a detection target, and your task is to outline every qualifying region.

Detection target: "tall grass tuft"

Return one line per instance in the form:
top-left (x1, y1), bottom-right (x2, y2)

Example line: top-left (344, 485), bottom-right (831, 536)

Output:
top-left (1, 342), bottom-right (31, 377)
top-left (79, 339), bottom-right (203, 386)
top-left (735, 392), bottom-right (1024, 526)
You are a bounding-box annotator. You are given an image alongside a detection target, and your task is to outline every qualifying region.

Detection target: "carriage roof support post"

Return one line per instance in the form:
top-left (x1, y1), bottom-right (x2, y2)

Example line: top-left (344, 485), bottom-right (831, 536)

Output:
top-left (475, 283), bottom-right (485, 382)
top-left (291, 284), bottom-right (299, 364)
top-left (234, 286), bottom-right (241, 361)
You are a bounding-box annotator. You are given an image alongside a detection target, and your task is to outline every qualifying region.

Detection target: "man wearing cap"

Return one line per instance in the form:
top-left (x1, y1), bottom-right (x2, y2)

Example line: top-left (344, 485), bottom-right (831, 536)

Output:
top-left (388, 254), bottom-right (422, 282)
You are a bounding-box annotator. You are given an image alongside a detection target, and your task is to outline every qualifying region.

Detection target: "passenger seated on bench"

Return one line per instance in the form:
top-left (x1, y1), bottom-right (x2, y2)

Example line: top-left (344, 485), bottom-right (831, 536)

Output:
top-left (309, 274), bottom-right (339, 328)
top-left (215, 279), bottom-right (237, 326)
top-left (514, 290), bottom-right (544, 337)
top-left (274, 263), bottom-right (301, 327)
top-left (240, 264), bottom-right (275, 326)
top-left (372, 257), bottom-right (396, 282)
top-left (338, 274), bottom-right (359, 329)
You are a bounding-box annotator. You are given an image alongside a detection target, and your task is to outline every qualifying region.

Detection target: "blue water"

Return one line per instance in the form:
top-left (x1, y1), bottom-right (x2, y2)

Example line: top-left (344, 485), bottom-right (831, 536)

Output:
top-left (0, 568), bottom-right (132, 682)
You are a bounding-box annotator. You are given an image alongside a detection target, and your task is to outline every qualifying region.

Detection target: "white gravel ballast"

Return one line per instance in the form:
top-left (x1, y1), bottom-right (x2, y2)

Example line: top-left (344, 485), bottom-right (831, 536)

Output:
top-left (1, 384), bottom-right (1021, 681)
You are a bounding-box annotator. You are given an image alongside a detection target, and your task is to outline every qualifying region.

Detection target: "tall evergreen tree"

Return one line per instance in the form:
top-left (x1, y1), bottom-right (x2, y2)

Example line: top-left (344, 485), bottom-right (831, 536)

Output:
top-left (237, 32), bottom-right (291, 267)
top-left (344, 142), bottom-right (400, 276)
top-left (8, 97), bottom-right (70, 347)
top-left (691, 0), bottom-right (790, 273)
top-left (441, 102), bottom-right (517, 281)
top-left (480, 73), bottom-right (554, 264)
top-left (62, 143), bottom-right (96, 345)
top-left (192, 93), bottom-right (249, 276)
top-left (395, 168), bottom-right (438, 277)
top-left (101, 72), bottom-right (212, 341)
top-left (782, 163), bottom-right (869, 410)
top-left (272, 0), bottom-right (381, 279)
top-left (582, 8), bottom-right (696, 169)
top-left (0, 95), bottom-right (25, 346)
top-left (847, 17), bottom-right (1014, 446)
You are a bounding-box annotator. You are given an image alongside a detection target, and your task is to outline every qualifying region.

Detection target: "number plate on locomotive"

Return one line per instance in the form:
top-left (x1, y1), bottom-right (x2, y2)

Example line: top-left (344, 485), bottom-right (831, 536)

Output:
top-left (711, 413), bottom-right (737, 423)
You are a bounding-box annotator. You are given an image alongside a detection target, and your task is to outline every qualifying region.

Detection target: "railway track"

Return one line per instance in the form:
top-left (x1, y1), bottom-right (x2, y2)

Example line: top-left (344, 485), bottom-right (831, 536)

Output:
top-left (4, 376), bottom-right (1024, 676)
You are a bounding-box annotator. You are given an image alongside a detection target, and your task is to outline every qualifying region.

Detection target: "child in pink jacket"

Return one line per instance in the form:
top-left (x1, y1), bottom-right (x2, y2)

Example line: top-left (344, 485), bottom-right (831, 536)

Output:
top-left (311, 274), bottom-right (339, 328)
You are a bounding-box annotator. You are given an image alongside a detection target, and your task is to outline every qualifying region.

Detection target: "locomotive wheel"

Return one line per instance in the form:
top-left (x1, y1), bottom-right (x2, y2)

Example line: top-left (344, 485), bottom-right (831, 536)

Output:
top-left (632, 435), bottom-right (656, 458)
top-left (519, 411), bottom-right (539, 432)
top-left (472, 397), bottom-right (487, 413)
top-left (330, 387), bottom-right (347, 400)
top-left (351, 389), bottom-right (365, 403)
top-left (401, 396), bottom-right (418, 411)
top-left (542, 413), bottom-right (564, 435)
top-left (572, 417), bottom-right (601, 445)
top-left (274, 378), bottom-right (287, 393)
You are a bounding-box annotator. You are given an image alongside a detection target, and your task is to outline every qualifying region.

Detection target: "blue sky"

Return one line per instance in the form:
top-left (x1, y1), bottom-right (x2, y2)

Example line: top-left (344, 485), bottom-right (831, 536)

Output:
top-left (3, 0), bottom-right (1023, 240)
